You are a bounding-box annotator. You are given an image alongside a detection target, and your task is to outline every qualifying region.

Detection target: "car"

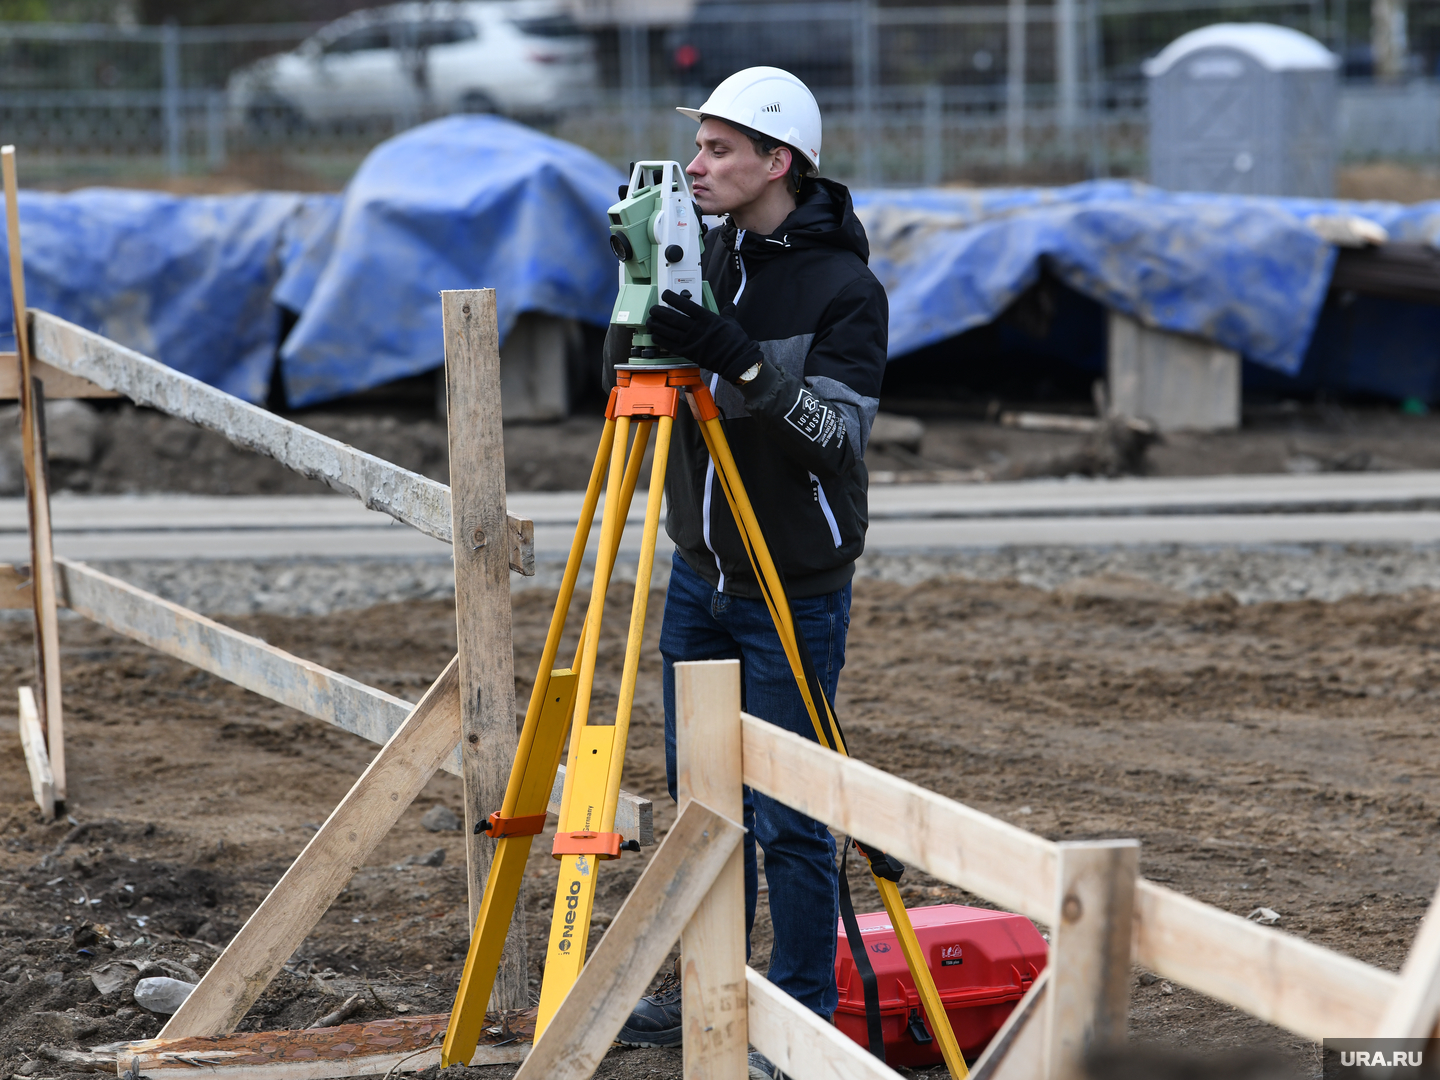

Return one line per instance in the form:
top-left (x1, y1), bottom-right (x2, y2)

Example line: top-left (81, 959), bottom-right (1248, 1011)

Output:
top-left (229, 0), bottom-right (596, 129)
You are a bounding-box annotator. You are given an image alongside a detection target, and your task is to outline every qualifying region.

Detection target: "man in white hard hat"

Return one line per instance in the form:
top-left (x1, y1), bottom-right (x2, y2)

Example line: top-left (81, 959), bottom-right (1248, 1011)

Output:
top-left (610, 68), bottom-right (888, 1078)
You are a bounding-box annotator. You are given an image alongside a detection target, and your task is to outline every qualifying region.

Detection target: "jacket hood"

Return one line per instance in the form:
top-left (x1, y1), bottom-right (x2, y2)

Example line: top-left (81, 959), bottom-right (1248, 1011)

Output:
top-left (721, 178), bottom-right (870, 265)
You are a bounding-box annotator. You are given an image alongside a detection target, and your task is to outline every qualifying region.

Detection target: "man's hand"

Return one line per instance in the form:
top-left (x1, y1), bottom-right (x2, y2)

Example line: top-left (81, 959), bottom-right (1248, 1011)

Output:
top-left (648, 290), bottom-right (763, 384)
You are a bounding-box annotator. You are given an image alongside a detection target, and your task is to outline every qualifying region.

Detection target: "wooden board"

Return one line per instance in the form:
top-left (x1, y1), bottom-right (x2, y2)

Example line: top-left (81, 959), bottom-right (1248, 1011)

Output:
top-left (1132, 879), bottom-right (1398, 1040)
top-left (1378, 879), bottom-right (1440, 1036)
top-left (514, 800), bottom-right (744, 1080)
top-left (746, 966), bottom-right (902, 1080)
top-left (28, 310), bottom-right (534, 574)
top-left (52, 557), bottom-right (652, 843)
top-left (675, 660), bottom-right (748, 1078)
top-left (125, 1014), bottom-right (527, 1079)
top-left (0, 352), bottom-right (116, 399)
top-left (443, 289), bottom-right (527, 1009)
top-left (57, 556), bottom-right (417, 748)
top-left (740, 712), bottom-right (1057, 923)
top-left (1044, 841), bottom-right (1138, 1080)
top-left (17, 685), bottom-right (54, 821)
top-left (160, 659), bottom-right (467, 1039)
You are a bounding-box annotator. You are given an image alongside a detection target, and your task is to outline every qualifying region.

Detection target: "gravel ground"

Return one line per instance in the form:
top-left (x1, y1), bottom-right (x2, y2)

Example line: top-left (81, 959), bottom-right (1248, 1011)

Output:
top-left (47, 542), bottom-right (1440, 618)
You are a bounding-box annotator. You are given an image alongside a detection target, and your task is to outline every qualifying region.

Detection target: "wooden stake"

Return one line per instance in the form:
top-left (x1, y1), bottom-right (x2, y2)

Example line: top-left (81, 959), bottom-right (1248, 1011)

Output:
top-left (17, 686), bottom-right (54, 820)
top-left (159, 658), bottom-right (465, 1039)
top-left (1043, 840), bottom-right (1139, 1080)
top-left (443, 289), bottom-right (528, 1010)
top-left (4, 149), bottom-right (64, 805)
top-left (675, 660), bottom-right (748, 1079)
top-left (515, 800), bottom-right (744, 1080)
top-left (1377, 877), bottom-right (1440, 1036)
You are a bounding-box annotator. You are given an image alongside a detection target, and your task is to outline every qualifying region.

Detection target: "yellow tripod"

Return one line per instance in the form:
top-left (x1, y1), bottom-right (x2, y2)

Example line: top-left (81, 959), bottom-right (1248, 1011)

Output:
top-left (443, 362), bottom-right (968, 1079)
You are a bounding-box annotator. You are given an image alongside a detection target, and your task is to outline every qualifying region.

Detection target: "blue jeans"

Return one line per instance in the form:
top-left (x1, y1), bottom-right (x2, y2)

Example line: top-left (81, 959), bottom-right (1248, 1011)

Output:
top-left (660, 553), bottom-right (850, 1019)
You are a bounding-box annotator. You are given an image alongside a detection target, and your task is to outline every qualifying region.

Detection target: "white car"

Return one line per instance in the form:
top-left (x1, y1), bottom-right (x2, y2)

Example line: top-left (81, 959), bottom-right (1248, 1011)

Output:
top-left (229, 0), bottom-right (596, 126)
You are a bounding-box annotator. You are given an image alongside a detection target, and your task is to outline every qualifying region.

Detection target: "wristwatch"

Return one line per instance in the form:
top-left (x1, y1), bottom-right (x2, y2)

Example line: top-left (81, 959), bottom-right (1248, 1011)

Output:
top-left (735, 361), bottom-right (763, 386)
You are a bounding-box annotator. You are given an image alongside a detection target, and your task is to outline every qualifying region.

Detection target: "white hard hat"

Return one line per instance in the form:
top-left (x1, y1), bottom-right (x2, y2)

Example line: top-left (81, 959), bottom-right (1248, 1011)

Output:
top-left (677, 66), bottom-right (822, 176)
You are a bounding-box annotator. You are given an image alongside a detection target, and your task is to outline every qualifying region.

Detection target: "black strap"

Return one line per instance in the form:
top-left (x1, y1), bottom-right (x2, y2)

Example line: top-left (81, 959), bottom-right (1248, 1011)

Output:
top-left (839, 838), bottom-right (886, 1062)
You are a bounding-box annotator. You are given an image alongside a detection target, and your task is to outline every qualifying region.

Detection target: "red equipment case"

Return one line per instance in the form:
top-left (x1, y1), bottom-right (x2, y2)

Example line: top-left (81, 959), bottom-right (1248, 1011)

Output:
top-left (834, 903), bottom-right (1047, 1068)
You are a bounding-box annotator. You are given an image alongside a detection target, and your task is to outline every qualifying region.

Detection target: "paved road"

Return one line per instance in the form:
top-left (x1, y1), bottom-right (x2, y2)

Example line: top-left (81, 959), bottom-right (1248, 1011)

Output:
top-left (5, 472), bottom-right (1440, 562)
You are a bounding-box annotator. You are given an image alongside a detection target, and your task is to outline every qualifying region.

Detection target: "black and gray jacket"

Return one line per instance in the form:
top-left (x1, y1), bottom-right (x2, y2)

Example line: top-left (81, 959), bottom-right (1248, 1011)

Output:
top-left (610, 178), bottom-right (888, 599)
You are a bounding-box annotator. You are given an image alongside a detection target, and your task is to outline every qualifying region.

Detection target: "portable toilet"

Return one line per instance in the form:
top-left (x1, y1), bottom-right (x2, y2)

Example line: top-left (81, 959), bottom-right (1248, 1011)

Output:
top-left (1145, 23), bottom-right (1338, 196)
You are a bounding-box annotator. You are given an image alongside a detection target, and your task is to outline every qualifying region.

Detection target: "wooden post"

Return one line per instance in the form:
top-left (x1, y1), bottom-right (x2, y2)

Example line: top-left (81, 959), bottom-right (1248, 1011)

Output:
top-left (442, 289), bottom-right (528, 1010)
top-left (515, 800), bottom-right (745, 1080)
top-left (3, 147), bottom-right (64, 805)
top-left (1043, 840), bottom-right (1139, 1080)
top-left (1377, 878), bottom-right (1440, 1036)
top-left (676, 660), bottom-right (748, 1078)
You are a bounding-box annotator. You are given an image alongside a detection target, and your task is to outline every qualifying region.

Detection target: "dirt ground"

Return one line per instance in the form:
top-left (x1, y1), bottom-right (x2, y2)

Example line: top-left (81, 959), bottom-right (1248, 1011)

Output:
top-left (15, 398), bottom-right (1440, 499)
top-left (3, 571), bottom-right (1438, 1078)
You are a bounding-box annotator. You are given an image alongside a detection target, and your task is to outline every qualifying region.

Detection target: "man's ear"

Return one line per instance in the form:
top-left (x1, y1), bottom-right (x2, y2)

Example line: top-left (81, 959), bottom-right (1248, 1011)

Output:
top-left (769, 146), bottom-right (793, 183)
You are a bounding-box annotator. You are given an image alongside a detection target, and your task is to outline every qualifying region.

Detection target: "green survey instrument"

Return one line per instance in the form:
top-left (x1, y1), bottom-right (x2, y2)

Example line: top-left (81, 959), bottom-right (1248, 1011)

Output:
top-left (607, 159), bottom-right (717, 360)
top-left (443, 159), bottom-right (970, 1079)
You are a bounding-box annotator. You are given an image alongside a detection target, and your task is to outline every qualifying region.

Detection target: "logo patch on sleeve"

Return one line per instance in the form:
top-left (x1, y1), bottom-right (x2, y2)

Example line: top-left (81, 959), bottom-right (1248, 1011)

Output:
top-left (784, 389), bottom-right (838, 445)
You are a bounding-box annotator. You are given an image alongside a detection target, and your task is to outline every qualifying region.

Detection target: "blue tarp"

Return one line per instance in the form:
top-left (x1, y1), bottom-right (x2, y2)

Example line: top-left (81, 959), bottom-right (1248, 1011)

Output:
top-left (274, 115), bottom-right (623, 406)
top-left (0, 188), bottom-right (322, 402)
top-left (4, 124), bottom-right (1440, 406)
top-left (853, 180), bottom-right (1440, 378)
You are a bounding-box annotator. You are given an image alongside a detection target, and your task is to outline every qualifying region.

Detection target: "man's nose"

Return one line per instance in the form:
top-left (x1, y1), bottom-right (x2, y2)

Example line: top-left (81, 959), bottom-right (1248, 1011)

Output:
top-left (686, 152), bottom-right (704, 177)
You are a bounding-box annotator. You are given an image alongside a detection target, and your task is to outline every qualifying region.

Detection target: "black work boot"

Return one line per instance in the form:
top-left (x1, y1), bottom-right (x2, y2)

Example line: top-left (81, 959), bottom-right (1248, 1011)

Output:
top-left (747, 1050), bottom-right (793, 1079)
top-left (616, 963), bottom-right (683, 1047)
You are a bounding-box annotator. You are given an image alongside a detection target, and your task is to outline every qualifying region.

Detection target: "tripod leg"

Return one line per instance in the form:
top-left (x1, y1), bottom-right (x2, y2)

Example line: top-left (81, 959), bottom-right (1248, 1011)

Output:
top-left (558, 418), bottom-right (648, 825)
top-left (695, 416), bottom-right (843, 753)
top-left (508, 415), bottom-right (615, 813)
top-left (601, 413), bottom-right (671, 828)
top-left (441, 418), bottom-right (618, 1065)
top-left (560, 417), bottom-right (652, 741)
top-left (442, 670), bottom-right (578, 1065)
top-left (876, 876), bottom-right (970, 1078)
top-left (535, 415), bottom-right (632, 1036)
top-left (694, 412), bottom-right (973, 1080)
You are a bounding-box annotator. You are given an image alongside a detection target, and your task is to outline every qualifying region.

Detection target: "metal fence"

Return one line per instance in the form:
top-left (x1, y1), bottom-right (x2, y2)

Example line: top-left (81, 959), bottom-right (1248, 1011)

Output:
top-left (0, 0), bottom-right (1419, 191)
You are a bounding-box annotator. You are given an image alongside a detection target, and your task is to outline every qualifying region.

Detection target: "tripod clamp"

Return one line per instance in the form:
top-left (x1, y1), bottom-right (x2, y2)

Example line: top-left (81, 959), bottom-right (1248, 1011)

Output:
top-left (475, 810), bottom-right (547, 838)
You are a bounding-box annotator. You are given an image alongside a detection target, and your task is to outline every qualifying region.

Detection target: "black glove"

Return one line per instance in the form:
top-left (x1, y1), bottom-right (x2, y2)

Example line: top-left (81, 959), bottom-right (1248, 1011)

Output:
top-left (648, 289), bottom-right (762, 383)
